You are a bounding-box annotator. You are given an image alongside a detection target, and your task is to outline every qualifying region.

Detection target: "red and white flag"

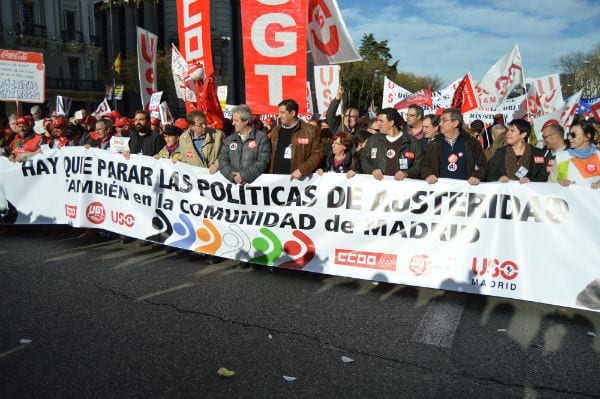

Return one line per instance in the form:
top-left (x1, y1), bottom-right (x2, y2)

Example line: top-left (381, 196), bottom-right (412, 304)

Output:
top-left (136, 26), bottom-right (158, 109)
top-left (240, 0), bottom-right (307, 114)
top-left (532, 89), bottom-right (582, 141)
top-left (381, 76), bottom-right (412, 109)
top-left (477, 44), bottom-right (524, 108)
top-left (307, 0), bottom-right (361, 65)
top-left (451, 72), bottom-right (479, 113)
top-left (394, 87), bottom-right (432, 110)
top-left (91, 98), bottom-right (111, 118)
top-left (175, 0), bottom-right (223, 128)
top-left (515, 73), bottom-right (563, 119)
top-left (314, 65), bottom-right (340, 116)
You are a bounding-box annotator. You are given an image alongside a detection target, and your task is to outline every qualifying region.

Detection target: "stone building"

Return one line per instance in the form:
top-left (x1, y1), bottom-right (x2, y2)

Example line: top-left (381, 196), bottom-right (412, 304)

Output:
top-left (1, 0), bottom-right (240, 118)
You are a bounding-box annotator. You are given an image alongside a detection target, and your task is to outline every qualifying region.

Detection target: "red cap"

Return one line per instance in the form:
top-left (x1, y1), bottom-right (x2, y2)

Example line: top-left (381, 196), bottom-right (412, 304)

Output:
top-left (173, 118), bottom-right (189, 130)
top-left (541, 119), bottom-right (560, 131)
top-left (110, 110), bottom-right (122, 119)
top-left (114, 117), bottom-right (129, 127)
top-left (16, 117), bottom-right (27, 125)
top-left (24, 115), bottom-right (33, 122)
top-left (151, 117), bottom-right (161, 126)
top-left (51, 116), bottom-right (67, 129)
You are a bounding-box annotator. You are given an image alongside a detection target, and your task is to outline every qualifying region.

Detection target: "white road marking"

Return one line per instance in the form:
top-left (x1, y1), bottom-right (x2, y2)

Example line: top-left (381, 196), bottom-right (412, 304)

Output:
top-left (412, 294), bottom-right (466, 348)
top-left (0, 344), bottom-right (28, 358)
top-left (135, 282), bottom-right (195, 301)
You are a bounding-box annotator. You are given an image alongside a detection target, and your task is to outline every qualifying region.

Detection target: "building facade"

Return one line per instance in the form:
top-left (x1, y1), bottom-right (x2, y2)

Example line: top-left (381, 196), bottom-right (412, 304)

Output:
top-left (1, 0), bottom-right (240, 119)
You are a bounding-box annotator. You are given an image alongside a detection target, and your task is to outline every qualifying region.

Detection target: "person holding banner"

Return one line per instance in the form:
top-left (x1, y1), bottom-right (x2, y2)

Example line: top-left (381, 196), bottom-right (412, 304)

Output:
top-left (421, 108), bottom-right (487, 185)
top-left (316, 131), bottom-right (354, 175)
top-left (549, 120), bottom-right (600, 189)
top-left (154, 125), bottom-right (182, 161)
top-left (269, 99), bottom-right (323, 180)
top-left (85, 119), bottom-right (112, 150)
top-left (360, 108), bottom-right (423, 181)
top-left (178, 110), bottom-right (224, 173)
top-left (218, 105), bottom-right (271, 184)
top-left (125, 110), bottom-right (165, 158)
top-left (487, 119), bottom-right (548, 183)
top-left (8, 117), bottom-right (44, 162)
top-left (421, 114), bottom-right (441, 152)
top-left (326, 86), bottom-right (359, 135)
top-left (541, 121), bottom-right (567, 173)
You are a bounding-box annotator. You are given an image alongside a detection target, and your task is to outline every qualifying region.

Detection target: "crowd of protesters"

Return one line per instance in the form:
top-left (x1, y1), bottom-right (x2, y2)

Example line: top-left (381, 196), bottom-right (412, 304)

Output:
top-left (2, 94), bottom-right (600, 192)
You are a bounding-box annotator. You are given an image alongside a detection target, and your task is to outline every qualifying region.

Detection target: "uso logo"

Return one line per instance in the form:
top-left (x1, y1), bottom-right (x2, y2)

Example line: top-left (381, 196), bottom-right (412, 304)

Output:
top-left (111, 211), bottom-right (135, 227)
top-left (86, 202), bottom-right (105, 224)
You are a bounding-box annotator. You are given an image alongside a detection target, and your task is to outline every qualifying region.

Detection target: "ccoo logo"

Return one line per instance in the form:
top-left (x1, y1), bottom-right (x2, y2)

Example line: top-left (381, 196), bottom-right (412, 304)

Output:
top-left (86, 202), bottom-right (106, 224)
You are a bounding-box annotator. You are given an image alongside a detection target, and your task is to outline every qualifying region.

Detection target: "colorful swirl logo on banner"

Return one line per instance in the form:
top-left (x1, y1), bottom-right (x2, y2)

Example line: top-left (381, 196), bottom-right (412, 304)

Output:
top-left (154, 210), bottom-right (315, 269)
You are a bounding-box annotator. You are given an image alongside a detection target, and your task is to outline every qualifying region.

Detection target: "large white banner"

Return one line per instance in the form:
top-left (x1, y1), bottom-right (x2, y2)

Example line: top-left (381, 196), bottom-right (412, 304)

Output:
top-left (136, 26), bottom-right (158, 108)
top-left (2, 149), bottom-right (600, 312)
top-left (382, 76), bottom-right (525, 124)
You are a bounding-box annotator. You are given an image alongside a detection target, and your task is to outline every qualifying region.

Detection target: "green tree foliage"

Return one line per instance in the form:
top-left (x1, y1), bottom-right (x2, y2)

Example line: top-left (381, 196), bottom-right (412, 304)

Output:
top-left (338, 33), bottom-right (443, 114)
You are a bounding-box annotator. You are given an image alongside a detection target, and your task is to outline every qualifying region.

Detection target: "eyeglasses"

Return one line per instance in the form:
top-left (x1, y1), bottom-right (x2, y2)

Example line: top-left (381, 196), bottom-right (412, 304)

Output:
top-left (568, 132), bottom-right (578, 138)
top-left (542, 132), bottom-right (557, 140)
top-left (194, 122), bottom-right (206, 127)
top-left (332, 141), bottom-right (344, 146)
top-left (440, 118), bottom-right (452, 123)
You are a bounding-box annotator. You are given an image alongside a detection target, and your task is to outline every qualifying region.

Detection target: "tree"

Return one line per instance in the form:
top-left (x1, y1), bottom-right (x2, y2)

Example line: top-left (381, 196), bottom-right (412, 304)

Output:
top-left (557, 42), bottom-right (600, 98)
top-left (338, 33), bottom-right (443, 114)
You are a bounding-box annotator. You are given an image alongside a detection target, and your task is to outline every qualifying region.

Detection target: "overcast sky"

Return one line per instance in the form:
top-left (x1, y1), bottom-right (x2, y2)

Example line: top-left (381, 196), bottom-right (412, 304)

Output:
top-left (337, 0), bottom-right (600, 86)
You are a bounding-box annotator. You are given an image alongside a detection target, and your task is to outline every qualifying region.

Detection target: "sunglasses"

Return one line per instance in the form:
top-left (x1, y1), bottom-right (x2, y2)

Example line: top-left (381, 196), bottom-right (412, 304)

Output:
top-left (568, 132), bottom-right (577, 138)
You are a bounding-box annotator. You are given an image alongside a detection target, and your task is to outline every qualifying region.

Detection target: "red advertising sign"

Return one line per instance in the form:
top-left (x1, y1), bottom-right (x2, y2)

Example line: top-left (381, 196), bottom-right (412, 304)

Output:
top-left (240, 0), bottom-right (307, 114)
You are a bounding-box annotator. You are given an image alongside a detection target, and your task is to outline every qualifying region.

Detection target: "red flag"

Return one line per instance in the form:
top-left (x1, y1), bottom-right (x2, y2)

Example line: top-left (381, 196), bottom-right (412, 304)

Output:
top-left (451, 72), bottom-right (479, 113)
top-left (591, 101), bottom-right (600, 120)
top-left (196, 72), bottom-right (225, 129)
top-left (394, 87), bottom-right (432, 110)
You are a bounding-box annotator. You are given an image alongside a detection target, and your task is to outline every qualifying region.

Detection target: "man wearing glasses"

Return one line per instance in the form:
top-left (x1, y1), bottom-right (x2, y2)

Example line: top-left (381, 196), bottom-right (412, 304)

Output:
top-left (421, 108), bottom-right (487, 185)
top-left (541, 120), bottom-right (567, 174)
top-left (178, 109), bottom-right (223, 174)
top-left (326, 86), bottom-right (359, 135)
top-left (403, 104), bottom-right (425, 140)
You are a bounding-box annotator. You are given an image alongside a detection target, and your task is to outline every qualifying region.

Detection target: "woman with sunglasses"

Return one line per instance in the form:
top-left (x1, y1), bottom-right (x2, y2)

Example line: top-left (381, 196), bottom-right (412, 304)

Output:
top-left (487, 119), bottom-right (548, 183)
top-left (549, 120), bottom-right (600, 189)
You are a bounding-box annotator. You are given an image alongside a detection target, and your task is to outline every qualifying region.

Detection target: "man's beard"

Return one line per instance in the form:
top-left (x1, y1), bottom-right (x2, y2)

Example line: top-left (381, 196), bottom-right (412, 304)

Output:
top-left (135, 124), bottom-right (148, 134)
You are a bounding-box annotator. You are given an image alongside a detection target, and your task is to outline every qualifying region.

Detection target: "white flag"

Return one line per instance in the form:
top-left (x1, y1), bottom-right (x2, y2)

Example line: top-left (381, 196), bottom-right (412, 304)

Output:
top-left (159, 101), bottom-right (174, 124)
top-left (477, 44), bottom-right (524, 108)
top-left (136, 26), bottom-right (158, 108)
top-left (307, 0), bottom-right (361, 65)
top-left (56, 96), bottom-right (72, 117)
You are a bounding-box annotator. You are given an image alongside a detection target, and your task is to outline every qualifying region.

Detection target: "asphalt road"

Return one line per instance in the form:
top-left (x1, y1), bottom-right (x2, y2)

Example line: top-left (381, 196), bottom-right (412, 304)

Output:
top-left (1, 226), bottom-right (599, 398)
